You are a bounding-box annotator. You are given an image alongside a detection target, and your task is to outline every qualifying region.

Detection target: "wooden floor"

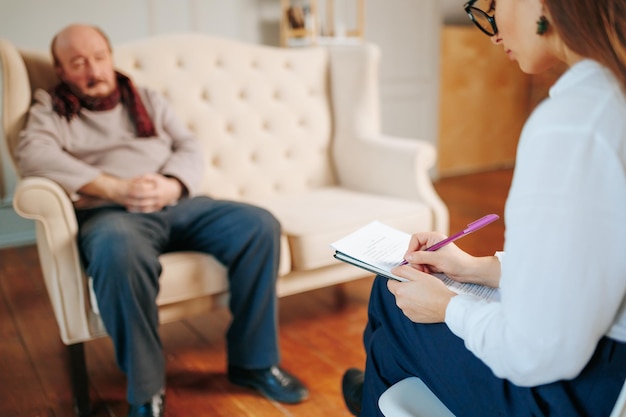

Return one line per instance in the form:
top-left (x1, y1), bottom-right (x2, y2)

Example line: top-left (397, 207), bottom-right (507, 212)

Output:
top-left (0, 168), bottom-right (513, 417)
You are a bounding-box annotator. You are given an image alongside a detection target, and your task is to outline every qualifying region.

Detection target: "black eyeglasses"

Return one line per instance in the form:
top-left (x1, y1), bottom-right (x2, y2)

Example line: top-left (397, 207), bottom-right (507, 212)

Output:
top-left (464, 0), bottom-right (498, 36)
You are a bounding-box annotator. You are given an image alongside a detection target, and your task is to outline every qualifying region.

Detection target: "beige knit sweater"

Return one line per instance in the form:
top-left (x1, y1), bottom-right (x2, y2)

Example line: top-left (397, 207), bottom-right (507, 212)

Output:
top-left (16, 87), bottom-right (205, 203)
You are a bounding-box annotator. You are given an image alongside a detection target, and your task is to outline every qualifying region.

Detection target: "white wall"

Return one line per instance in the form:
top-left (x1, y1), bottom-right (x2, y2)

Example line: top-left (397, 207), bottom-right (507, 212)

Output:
top-left (366, 0), bottom-right (440, 143)
top-left (0, 0), bottom-right (445, 247)
top-left (0, 0), bottom-right (274, 50)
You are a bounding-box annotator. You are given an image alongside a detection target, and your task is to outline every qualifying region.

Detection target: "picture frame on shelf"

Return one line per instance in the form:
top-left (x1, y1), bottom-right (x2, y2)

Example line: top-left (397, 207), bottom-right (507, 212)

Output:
top-left (280, 0), bottom-right (364, 47)
top-left (319, 0), bottom-right (364, 40)
top-left (280, 0), bottom-right (318, 47)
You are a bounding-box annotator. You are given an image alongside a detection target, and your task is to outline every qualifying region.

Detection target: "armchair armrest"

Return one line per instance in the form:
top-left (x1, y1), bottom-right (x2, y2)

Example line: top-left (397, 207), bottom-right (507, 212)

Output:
top-left (12, 176), bottom-right (93, 344)
top-left (333, 134), bottom-right (449, 233)
top-left (328, 42), bottom-right (449, 233)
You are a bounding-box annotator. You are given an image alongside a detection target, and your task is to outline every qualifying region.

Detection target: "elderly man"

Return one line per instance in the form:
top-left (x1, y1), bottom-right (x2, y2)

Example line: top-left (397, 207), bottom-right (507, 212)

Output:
top-left (16, 24), bottom-right (308, 417)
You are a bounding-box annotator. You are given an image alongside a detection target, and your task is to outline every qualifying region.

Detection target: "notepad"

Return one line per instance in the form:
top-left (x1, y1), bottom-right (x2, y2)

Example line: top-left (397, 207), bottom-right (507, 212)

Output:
top-left (331, 221), bottom-right (500, 302)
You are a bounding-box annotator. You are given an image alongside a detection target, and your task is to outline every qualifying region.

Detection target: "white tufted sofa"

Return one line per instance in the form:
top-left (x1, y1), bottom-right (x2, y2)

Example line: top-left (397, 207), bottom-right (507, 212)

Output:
top-left (1, 33), bottom-right (448, 415)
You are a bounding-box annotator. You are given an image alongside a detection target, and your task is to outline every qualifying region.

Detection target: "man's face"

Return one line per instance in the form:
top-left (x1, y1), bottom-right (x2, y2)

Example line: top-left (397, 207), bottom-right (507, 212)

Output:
top-left (53, 27), bottom-right (116, 98)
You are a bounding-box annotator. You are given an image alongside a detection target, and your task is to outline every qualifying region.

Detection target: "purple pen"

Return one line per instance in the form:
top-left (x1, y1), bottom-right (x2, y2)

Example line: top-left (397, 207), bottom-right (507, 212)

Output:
top-left (400, 214), bottom-right (499, 265)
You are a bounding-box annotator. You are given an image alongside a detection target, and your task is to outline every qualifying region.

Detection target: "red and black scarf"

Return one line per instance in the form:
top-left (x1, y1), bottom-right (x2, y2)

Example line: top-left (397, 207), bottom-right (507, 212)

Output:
top-left (50, 71), bottom-right (156, 138)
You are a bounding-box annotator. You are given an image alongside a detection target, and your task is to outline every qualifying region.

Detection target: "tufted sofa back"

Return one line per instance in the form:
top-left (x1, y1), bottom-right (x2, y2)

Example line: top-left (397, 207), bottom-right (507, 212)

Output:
top-left (4, 34), bottom-right (339, 201)
top-left (115, 34), bottom-right (336, 200)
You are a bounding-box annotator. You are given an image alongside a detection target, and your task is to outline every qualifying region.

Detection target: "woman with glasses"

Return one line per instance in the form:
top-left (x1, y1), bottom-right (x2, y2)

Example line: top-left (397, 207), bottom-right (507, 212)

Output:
top-left (341, 0), bottom-right (626, 416)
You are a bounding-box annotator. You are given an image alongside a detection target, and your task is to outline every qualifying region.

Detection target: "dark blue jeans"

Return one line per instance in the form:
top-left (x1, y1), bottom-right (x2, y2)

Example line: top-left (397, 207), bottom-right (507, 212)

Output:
top-left (362, 276), bottom-right (626, 417)
top-left (76, 196), bottom-right (281, 405)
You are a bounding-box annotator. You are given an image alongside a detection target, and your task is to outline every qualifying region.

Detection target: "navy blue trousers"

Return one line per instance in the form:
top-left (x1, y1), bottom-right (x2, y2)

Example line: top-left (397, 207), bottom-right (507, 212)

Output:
top-left (76, 196), bottom-right (281, 405)
top-left (362, 276), bottom-right (626, 417)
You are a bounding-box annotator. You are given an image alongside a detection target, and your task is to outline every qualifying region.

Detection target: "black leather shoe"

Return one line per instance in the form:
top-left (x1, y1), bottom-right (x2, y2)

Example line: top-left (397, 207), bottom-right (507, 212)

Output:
top-left (342, 368), bottom-right (364, 416)
top-left (228, 365), bottom-right (309, 404)
top-left (127, 390), bottom-right (165, 417)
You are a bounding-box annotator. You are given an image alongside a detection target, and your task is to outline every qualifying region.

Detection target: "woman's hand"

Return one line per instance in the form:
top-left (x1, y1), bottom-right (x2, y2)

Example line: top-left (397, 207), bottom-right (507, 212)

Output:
top-left (387, 266), bottom-right (456, 323)
top-left (402, 232), bottom-right (501, 288)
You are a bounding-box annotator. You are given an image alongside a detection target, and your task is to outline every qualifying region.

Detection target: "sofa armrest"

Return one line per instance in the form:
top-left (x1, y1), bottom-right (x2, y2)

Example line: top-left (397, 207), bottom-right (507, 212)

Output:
top-left (12, 176), bottom-right (92, 344)
top-left (334, 134), bottom-right (449, 233)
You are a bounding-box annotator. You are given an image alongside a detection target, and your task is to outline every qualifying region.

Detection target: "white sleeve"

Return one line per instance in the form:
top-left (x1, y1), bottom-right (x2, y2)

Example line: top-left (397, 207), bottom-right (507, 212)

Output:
top-left (445, 107), bottom-right (626, 386)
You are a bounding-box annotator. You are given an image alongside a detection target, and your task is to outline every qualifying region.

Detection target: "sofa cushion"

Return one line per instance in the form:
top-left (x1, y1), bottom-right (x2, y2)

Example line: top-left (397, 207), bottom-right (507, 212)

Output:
top-left (251, 187), bottom-right (433, 271)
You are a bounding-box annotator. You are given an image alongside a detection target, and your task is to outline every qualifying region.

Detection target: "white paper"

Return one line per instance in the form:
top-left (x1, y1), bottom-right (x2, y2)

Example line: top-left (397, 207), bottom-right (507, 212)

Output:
top-left (331, 221), bottom-right (500, 302)
top-left (331, 221), bottom-right (409, 273)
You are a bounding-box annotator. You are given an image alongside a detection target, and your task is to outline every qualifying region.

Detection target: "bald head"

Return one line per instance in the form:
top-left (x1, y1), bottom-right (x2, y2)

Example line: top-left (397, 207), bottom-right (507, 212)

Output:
top-left (51, 24), bottom-right (111, 67)
top-left (51, 24), bottom-right (117, 98)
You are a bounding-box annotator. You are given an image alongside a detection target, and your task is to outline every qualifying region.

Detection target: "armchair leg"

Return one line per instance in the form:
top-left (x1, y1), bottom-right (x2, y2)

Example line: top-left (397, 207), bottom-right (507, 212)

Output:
top-left (334, 283), bottom-right (349, 307)
top-left (68, 343), bottom-right (91, 417)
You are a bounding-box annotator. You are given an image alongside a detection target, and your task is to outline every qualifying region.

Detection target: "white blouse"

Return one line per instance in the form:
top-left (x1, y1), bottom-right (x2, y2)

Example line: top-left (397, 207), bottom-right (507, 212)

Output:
top-left (446, 60), bottom-right (626, 387)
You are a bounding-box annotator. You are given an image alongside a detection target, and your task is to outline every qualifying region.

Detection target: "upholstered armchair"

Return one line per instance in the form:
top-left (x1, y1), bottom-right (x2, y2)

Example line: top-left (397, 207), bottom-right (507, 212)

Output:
top-left (0, 33), bottom-right (448, 416)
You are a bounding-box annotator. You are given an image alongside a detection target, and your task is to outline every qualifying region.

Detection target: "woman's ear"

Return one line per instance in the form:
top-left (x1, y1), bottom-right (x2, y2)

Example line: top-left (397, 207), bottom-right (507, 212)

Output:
top-left (535, 0), bottom-right (552, 36)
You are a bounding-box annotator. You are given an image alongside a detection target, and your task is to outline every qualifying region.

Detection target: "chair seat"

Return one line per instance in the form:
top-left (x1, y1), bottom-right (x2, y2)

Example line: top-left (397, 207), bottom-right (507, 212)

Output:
top-left (250, 186), bottom-right (432, 271)
top-left (378, 377), bottom-right (455, 417)
top-left (380, 376), bottom-right (626, 417)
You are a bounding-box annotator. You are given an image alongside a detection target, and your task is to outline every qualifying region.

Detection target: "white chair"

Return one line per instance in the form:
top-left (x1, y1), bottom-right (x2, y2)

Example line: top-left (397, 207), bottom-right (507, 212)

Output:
top-left (378, 378), bottom-right (454, 417)
top-left (379, 377), bottom-right (626, 417)
top-left (611, 380), bottom-right (626, 417)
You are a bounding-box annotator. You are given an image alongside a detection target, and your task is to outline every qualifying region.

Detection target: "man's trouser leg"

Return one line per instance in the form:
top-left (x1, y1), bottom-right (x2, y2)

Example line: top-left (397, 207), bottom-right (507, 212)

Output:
top-left (361, 276), bottom-right (626, 417)
top-left (78, 207), bottom-right (168, 405)
top-left (164, 197), bottom-right (281, 369)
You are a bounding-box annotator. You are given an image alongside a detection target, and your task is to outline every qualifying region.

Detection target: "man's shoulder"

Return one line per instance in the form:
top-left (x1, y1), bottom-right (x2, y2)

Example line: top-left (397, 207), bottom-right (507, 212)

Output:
top-left (135, 86), bottom-right (169, 110)
top-left (31, 88), bottom-right (54, 108)
top-left (26, 88), bottom-right (62, 122)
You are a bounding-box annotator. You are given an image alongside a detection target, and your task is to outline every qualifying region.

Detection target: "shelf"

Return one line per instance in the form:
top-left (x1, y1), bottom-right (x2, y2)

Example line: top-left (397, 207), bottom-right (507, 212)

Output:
top-left (280, 0), bottom-right (364, 47)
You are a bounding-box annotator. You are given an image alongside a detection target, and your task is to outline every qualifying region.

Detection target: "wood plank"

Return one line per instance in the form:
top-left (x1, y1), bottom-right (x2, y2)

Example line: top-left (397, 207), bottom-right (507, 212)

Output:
top-left (434, 168), bottom-right (511, 256)
top-left (0, 247), bottom-right (50, 416)
top-left (274, 287), bottom-right (369, 417)
top-left (0, 246), bottom-right (78, 417)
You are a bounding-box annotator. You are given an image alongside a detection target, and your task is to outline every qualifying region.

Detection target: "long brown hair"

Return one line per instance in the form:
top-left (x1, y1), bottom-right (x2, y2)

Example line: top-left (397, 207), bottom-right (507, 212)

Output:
top-left (545, 0), bottom-right (626, 91)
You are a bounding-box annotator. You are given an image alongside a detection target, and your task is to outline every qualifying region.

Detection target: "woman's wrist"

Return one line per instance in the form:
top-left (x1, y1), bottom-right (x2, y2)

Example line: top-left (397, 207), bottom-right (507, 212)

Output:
top-left (467, 255), bottom-right (501, 287)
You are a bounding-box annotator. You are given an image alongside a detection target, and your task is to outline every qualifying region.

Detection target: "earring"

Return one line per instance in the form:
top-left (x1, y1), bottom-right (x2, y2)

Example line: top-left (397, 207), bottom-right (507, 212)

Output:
top-left (536, 15), bottom-right (549, 35)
